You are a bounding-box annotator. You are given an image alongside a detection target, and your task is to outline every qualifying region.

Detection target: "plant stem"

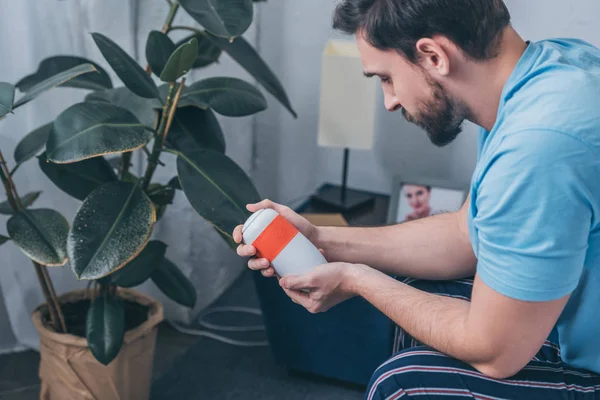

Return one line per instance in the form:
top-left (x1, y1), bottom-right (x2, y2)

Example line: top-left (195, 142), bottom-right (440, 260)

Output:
top-left (0, 165), bottom-right (17, 211)
top-left (163, 77), bottom-right (186, 147)
top-left (9, 163), bottom-right (20, 177)
top-left (39, 264), bottom-right (66, 333)
top-left (142, 83), bottom-right (176, 189)
top-left (0, 152), bottom-right (23, 210)
top-left (168, 26), bottom-right (203, 35)
top-left (119, 152), bottom-right (133, 180)
top-left (142, 146), bottom-right (165, 166)
top-left (142, 77), bottom-right (186, 189)
top-left (33, 263), bottom-right (60, 331)
top-left (162, 1), bottom-right (180, 33)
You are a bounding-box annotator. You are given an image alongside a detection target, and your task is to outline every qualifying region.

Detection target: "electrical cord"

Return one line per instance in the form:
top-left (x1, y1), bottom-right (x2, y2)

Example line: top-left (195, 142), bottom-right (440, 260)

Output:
top-left (167, 306), bottom-right (269, 347)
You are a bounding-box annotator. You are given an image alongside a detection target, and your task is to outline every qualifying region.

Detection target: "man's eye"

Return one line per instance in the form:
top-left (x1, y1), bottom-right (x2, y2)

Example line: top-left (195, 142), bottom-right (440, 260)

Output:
top-left (381, 77), bottom-right (391, 84)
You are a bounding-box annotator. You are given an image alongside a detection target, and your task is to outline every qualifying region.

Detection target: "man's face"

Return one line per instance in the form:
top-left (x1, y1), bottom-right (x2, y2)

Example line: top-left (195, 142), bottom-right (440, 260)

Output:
top-left (403, 185), bottom-right (431, 214)
top-left (356, 32), bottom-right (466, 147)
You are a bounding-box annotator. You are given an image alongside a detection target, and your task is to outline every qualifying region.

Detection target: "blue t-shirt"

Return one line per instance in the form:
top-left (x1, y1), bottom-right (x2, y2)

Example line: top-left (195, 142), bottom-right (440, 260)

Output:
top-left (467, 38), bottom-right (600, 373)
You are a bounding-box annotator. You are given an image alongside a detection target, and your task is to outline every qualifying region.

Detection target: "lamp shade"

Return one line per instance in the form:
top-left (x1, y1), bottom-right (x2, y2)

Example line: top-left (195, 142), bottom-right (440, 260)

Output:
top-left (317, 39), bottom-right (378, 150)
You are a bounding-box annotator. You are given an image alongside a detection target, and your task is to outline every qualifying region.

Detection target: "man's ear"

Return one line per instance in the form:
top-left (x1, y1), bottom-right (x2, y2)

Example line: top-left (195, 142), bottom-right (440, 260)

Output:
top-left (415, 38), bottom-right (450, 76)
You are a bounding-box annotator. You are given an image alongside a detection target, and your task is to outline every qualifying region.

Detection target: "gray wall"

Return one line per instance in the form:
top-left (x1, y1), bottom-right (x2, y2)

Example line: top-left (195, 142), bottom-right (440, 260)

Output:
top-left (254, 0), bottom-right (600, 205)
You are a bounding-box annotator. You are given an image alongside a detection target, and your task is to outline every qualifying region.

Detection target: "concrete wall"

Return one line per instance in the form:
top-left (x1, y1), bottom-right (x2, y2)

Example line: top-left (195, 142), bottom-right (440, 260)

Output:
top-left (253, 0), bottom-right (600, 205)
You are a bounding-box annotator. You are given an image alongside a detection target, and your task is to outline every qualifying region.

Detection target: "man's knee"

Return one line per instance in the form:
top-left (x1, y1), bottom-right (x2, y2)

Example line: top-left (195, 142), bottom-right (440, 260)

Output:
top-left (366, 346), bottom-right (447, 400)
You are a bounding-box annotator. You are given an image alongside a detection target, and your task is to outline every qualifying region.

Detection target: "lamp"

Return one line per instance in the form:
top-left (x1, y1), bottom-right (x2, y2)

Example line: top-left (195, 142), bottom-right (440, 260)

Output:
top-left (313, 39), bottom-right (378, 211)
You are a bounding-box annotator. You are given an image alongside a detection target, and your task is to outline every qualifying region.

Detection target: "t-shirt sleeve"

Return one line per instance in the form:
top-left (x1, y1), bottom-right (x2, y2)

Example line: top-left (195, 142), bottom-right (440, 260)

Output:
top-left (474, 130), bottom-right (596, 302)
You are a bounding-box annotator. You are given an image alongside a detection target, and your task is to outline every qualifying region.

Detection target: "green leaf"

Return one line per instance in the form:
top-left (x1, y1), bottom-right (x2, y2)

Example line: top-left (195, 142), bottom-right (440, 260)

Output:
top-left (16, 56), bottom-right (113, 92)
top-left (207, 33), bottom-right (296, 117)
top-left (147, 183), bottom-right (175, 222)
top-left (0, 235), bottom-right (9, 246)
top-left (85, 86), bottom-right (161, 127)
top-left (166, 107), bottom-right (225, 154)
top-left (13, 64), bottom-right (98, 109)
top-left (168, 176), bottom-right (182, 190)
top-left (38, 152), bottom-right (117, 201)
top-left (47, 101), bottom-right (151, 163)
top-left (176, 149), bottom-right (260, 235)
top-left (175, 33), bottom-right (221, 69)
top-left (160, 38), bottom-right (198, 82)
top-left (146, 31), bottom-right (176, 77)
top-left (91, 32), bottom-right (160, 100)
top-left (179, 77), bottom-right (267, 117)
top-left (179, 0), bottom-right (253, 40)
top-left (68, 181), bottom-right (156, 280)
top-left (14, 123), bottom-right (52, 165)
top-left (7, 209), bottom-right (69, 266)
top-left (151, 258), bottom-right (196, 307)
top-left (111, 240), bottom-right (167, 288)
top-left (0, 82), bottom-right (15, 117)
top-left (0, 192), bottom-right (42, 215)
top-left (121, 171), bottom-right (139, 184)
top-left (86, 292), bottom-right (125, 365)
top-left (147, 185), bottom-right (176, 206)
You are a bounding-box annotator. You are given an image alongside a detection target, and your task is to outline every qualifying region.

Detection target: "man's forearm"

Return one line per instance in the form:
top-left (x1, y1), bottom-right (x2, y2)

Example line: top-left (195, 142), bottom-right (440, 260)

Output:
top-left (348, 266), bottom-right (496, 373)
top-left (315, 212), bottom-right (476, 280)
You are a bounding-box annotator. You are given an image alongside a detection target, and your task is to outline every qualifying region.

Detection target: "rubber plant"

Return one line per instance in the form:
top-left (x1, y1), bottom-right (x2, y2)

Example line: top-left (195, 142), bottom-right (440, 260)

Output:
top-left (9, 0), bottom-right (295, 366)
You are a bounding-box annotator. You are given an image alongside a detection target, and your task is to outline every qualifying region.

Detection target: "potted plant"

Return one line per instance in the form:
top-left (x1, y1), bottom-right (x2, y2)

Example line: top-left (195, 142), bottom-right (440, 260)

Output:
top-left (0, 0), bottom-right (295, 399)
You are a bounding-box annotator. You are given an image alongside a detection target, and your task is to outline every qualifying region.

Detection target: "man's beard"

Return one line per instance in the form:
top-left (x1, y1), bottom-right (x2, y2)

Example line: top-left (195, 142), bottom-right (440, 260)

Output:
top-left (402, 79), bottom-right (467, 147)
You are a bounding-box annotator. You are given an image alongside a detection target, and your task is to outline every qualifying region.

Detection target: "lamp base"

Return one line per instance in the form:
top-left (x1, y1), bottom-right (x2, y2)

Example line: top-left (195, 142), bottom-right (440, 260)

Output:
top-left (311, 185), bottom-right (375, 212)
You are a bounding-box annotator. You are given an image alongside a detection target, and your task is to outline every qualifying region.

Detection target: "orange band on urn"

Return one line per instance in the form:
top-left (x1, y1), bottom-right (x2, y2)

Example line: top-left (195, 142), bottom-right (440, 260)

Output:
top-left (252, 215), bottom-right (298, 261)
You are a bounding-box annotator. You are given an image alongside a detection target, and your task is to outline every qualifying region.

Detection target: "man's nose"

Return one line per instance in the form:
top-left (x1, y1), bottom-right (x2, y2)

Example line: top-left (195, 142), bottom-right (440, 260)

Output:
top-left (384, 95), bottom-right (401, 112)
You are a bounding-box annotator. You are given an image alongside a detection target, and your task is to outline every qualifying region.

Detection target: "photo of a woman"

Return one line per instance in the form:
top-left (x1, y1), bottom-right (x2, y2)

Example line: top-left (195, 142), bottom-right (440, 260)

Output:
top-left (394, 181), bottom-right (465, 223)
top-left (403, 185), bottom-right (434, 221)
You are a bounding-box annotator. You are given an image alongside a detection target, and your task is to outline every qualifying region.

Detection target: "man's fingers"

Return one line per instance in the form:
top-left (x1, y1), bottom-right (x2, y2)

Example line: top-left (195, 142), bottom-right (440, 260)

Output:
top-left (282, 287), bottom-right (310, 308)
top-left (248, 258), bottom-right (270, 270)
top-left (261, 267), bottom-right (277, 277)
top-left (236, 244), bottom-right (257, 258)
top-left (232, 225), bottom-right (243, 244)
top-left (280, 275), bottom-right (314, 291)
top-left (247, 199), bottom-right (287, 214)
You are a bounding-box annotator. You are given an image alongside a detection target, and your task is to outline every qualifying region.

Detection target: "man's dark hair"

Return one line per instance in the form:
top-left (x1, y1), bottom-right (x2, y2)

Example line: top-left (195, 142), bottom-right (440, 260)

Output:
top-left (333, 0), bottom-right (511, 62)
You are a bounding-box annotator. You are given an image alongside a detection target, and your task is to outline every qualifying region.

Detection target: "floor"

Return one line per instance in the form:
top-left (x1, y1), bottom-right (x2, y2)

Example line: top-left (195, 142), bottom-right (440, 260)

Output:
top-left (0, 323), bottom-right (198, 400)
top-left (0, 271), bottom-right (366, 399)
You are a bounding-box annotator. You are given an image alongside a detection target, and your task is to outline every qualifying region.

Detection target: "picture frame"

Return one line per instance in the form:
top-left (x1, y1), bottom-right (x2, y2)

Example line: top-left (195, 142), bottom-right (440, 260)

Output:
top-left (387, 175), bottom-right (468, 224)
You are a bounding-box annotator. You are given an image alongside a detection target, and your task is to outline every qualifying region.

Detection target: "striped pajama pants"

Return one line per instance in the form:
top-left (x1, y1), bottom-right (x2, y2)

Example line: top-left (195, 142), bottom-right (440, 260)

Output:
top-left (366, 278), bottom-right (600, 400)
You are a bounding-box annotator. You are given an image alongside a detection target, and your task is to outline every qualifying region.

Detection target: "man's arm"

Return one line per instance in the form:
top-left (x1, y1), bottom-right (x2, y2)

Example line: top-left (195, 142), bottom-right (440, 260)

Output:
top-left (315, 196), bottom-right (476, 280)
top-left (350, 269), bottom-right (569, 378)
top-left (283, 266), bottom-right (569, 379)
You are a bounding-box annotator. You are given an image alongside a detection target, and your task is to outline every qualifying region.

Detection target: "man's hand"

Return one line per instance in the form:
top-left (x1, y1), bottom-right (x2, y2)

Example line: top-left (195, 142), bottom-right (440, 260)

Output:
top-left (232, 199), bottom-right (319, 278)
top-left (278, 262), bottom-right (364, 313)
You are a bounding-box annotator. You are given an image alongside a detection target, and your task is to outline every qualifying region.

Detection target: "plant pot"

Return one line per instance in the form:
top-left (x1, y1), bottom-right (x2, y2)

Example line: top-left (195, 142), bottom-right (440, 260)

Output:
top-left (31, 288), bottom-right (164, 400)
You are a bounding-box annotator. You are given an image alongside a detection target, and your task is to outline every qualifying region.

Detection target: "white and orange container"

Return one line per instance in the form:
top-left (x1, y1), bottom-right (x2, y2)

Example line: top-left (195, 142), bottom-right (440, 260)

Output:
top-left (242, 209), bottom-right (327, 277)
